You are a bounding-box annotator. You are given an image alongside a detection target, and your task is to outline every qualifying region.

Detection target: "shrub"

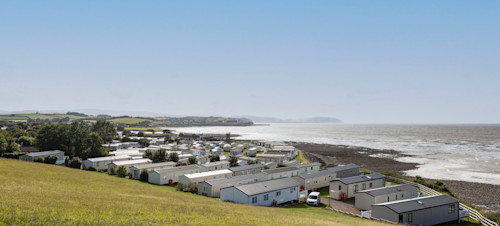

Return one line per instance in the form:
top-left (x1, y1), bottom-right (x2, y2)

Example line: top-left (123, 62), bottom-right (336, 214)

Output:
top-left (116, 165), bottom-right (128, 177)
top-left (188, 156), bottom-right (197, 165)
top-left (43, 155), bottom-right (58, 164)
top-left (168, 152), bottom-right (179, 162)
top-left (68, 158), bottom-right (82, 169)
top-left (210, 155), bottom-right (220, 162)
top-left (247, 159), bottom-right (255, 165)
top-left (88, 166), bottom-right (96, 171)
top-left (109, 166), bottom-right (116, 175)
top-left (34, 157), bottom-right (44, 163)
top-left (139, 169), bottom-right (149, 182)
top-left (229, 156), bottom-right (238, 167)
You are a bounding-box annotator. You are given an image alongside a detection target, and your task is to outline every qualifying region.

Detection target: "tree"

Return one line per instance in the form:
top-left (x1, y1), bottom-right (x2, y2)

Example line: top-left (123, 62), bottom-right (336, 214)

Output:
top-left (168, 152), bottom-right (179, 162)
top-left (85, 132), bottom-right (107, 158)
top-left (229, 156), bottom-right (238, 167)
top-left (247, 159), bottom-right (256, 165)
top-left (116, 165), bottom-right (128, 177)
top-left (139, 169), bottom-right (149, 182)
top-left (92, 120), bottom-right (117, 143)
top-left (138, 138), bottom-right (150, 147)
top-left (68, 158), bottom-right (82, 169)
top-left (17, 136), bottom-right (35, 146)
top-left (152, 149), bottom-right (166, 163)
top-left (188, 156), bottom-right (197, 164)
top-left (210, 155), bottom-right (220, 162)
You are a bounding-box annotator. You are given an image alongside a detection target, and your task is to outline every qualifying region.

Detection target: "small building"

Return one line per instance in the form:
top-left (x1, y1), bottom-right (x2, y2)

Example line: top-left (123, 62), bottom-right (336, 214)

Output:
top-left (257, 166), bottom-right (300, 181)
top-left (178, 169), bottom-right (233, 185)
top-left (189, 149), bottom-right (206, 156)
top-left (267, 145), bottom-right (297, 160)
top-left (355, 184), bottom-right (419, 210)
top-left (229, 164), bottom-right (264, 176)
top-left (245, 146), bottom-right (262, 157)
top-left (129, 162), bottom-right (177, 180)
top-left (202, 160), bottom-right (230, 171)
top-left (329, 173), bottom-right (386, 200)
top-left (256, 154), bottom-right (287, 164)
top-left (220, 178), bottom-right (300, 206)
top-left (327, 163), bottom-right (361, 178)
top-left (148, 165), bottom-right (206, 185)
top-left (296, 162), bottom-right (321, 174)
top-left (198, 174), bottom-right (259, 198)
top-left (107, 159), bottom-right (152, 174)
top-left (19, 150), bottom-right (65, 163)
top-left (82, 155), bottom-right (132, 171)
top-left (371, 195), bottom-right (460, 226)
top-left (293, 170), bottom-right (336, 191)
top-left (229, 149), bottom-right (242, 157)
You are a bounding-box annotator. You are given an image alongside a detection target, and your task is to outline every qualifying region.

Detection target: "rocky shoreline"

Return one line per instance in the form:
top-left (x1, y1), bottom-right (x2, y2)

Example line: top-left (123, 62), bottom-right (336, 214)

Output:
top-left (293, 142), bottom-right (500, 213)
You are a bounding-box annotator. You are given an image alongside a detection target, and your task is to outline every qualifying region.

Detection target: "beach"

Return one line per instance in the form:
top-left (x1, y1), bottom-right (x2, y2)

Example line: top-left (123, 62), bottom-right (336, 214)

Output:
top-left (294, 142), bottom-right (500, 212)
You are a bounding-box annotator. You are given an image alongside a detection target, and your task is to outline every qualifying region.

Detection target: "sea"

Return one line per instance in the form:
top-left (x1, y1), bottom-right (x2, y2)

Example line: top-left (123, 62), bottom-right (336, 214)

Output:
top-left (165, 123), bottom-right (500, 185)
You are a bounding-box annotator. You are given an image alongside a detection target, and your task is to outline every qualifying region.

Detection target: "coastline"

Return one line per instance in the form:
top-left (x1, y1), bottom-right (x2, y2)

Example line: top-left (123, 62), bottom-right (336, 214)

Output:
top-left (293, 142), bottom-right (500, 212)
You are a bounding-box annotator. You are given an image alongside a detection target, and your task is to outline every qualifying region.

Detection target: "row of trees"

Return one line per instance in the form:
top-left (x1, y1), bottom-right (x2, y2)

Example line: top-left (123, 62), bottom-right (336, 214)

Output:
top-left (36, 121), bottom-right (117, 159)
top-left (143, 149), bottom-right (179, 163)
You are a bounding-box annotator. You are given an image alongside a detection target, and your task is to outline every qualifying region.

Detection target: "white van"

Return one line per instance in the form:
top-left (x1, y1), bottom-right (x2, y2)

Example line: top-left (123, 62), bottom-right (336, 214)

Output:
top-left (307, 192), bottom-right (321, 206)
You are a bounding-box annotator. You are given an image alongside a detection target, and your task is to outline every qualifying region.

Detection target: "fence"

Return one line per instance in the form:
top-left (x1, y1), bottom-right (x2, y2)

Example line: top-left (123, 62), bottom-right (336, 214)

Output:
top-left (386, 176), bottom-right (498, 226)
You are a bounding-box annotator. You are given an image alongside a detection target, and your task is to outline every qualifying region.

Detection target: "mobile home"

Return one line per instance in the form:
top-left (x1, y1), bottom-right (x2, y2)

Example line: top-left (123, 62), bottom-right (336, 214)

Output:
top-left (355, 184), bottom-right (419, 210)
top-left (220, 178), bottom-right (300, 206)
top-left (198, 174), bottom-right (259, 197)
top-left (148, 165), bottom-right (206, 185)
top-left (330, 173), bottom-right (386, 200)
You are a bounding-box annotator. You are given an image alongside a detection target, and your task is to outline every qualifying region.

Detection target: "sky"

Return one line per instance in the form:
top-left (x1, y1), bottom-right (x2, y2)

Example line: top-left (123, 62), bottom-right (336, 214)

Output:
top-left (1, 1), bottom-right (499, 123)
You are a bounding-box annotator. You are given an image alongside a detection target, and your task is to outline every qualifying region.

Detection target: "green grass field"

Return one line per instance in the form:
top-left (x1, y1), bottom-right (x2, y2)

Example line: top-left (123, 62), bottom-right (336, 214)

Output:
top-left (110, 117), bottom-right (152, 125)
top-left (0, 159), bottom-right (388, 225)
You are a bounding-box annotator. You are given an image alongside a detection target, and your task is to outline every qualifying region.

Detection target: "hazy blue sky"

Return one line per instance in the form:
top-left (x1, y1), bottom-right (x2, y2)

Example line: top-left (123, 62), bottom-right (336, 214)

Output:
top-left (1, 1), bottom-right (499, 123)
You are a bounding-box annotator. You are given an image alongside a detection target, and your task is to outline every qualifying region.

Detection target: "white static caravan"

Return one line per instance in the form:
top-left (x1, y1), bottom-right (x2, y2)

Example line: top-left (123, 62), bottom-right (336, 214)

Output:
top-left (355, 184), bottom-right (419, 210)
top-left (372, 195), bottom-right (460, 226)
top-left (19, 150), bottom-right (65, 163)
top-left (178, 169), bottom-right (233, 185)
top-left (107, 159), bottom-right (152, 174)
top-left (256, 153), bottom-right (287, 164)
top-left (257, 166), bottom-right (300, 181)
top-left (330, 173), bottom-right (386, 200)
top-left (202, 160), bottom-right (230, 171)
top-left (220, 178), bottom-right (300, 206)
top-left (148, 165), bottom-right (206, 185)
top-left (229, 164), bottom-right (264, 176)
top-left (327, 163), bottom-right (361, 178)
top-left (82, 155), bottom-right (132, 171)
top-left (296, 162), bottom-right (321, 174)
top-left (129, 162), bottom-right (177, 180)
top-left (198, 174), bottom-right (259, 198)
top-left (293, 170), bottom-right (336, 191)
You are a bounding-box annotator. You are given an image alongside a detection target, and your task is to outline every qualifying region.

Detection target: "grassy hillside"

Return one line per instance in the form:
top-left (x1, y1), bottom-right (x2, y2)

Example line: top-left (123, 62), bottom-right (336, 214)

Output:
top-left (109, 117), bottom-right (152, 125)
top-left (0, 113), bottom-right (86, 122)
top-left (0, 159), bottom-right (387, 225)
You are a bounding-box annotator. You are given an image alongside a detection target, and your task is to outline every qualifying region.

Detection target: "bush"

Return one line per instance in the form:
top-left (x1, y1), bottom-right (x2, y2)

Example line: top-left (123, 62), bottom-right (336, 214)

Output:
top-left (139, 169), bottom-right (149, 182)
top-left (109, 167), bottom-right (116, 175)
top-left (210, 155), bottom-right (220, 162)
top-left (34, 157), bottom-right (44, 163)
top-left (247, 159), bottom-right (256, 165)
top-left (68, 158), bottom-right (82, 169)
top-left (116, 165), bottom-right (128, 177)
top-left (188, 156), bottom-right (197, 164)
top-left (176, 183), bottom-right (198, 193)
top-left (43, 155), bottom-right (58, 164)
top-left (88, 166), bottom-right (96, 171)
top-left (168, 152), bottom-right (179, 162)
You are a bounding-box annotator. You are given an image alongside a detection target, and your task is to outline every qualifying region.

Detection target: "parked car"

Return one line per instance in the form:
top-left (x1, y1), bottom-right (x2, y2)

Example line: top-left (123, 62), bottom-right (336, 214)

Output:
top-left (307, 192), bottom-right (321, 206)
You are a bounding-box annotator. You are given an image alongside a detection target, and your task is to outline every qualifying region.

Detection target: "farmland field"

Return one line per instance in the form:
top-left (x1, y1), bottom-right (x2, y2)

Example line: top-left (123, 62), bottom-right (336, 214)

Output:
top-left (0, 114), bottom-right (86, 122)
top-left (110, 117), bottom-right (152, 124)
top-left (0, 159), bottom-right (387, 225)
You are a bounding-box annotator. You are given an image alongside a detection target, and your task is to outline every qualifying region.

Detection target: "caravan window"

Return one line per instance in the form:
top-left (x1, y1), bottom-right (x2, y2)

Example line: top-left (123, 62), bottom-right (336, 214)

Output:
top-left (354, 185), bottom-right (359, 192)
top-left (264, 194), bottom-right (269, 201)
top-left (448, 204), bottom-right (455, 213)
top-left (408, 213), bottom-right (413, 224)
top-left (252, 197), bottom-right (257, 203)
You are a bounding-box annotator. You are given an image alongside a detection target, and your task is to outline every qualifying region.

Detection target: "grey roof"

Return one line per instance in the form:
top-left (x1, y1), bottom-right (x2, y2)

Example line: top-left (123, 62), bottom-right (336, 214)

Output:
top-left (299, 170), bottom-right (336, 179)
top-left (229, 164), bottom-right (264, 172)
top-left (204, 174), bottom-right (258, 186)
top-left (232, 178), bottom-right (300, 196)
top-left (26, 150), bottom-right (63, 157)
top-left (153, 165), bottom-right (201, 174)
top-left (327, 163), bottom-right (360, 172)
top-left (357, 184), bottom-right (418, 197)
top-left (374, 195), bottom-right (459, 213)
top-left (297, 162), bottom-right (321, 168)
top-left (130, 161), bottom-right (177, 170)
top-left (203, 160), bottom-right (230, 167)
top-left (337, 173), bottom-right (385, 184)
top-left (261, 166), bottom-right (299, 174)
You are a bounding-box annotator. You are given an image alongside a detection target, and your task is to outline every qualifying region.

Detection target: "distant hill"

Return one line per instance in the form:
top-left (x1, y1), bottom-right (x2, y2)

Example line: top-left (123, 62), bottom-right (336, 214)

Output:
top-left (237, 115), bottom-right (342, 123)
top-left (0, 159), bottom-right (383, 225)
